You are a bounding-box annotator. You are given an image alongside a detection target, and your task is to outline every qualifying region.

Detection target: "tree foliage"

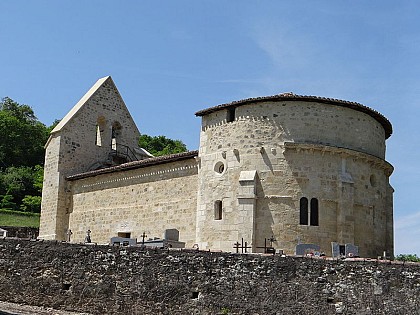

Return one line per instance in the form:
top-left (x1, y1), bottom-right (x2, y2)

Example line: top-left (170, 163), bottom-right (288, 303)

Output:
top-left (0, 165), bottom-right (43, 212)
top-left (0, 97), bottom-right (54, 213)
top-left (395, 254), bottom-right (420, 262)
top-left (139, 134), bottom-right (188, 157)
top-left (0, 97), bottom-right (50, 167)
top-left (0, 97), bottom-right (189, 213)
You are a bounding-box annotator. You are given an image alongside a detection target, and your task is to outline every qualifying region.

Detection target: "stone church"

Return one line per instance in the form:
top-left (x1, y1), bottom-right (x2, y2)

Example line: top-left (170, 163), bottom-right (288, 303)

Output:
top-left (39, 76), bottom-right (394, 258)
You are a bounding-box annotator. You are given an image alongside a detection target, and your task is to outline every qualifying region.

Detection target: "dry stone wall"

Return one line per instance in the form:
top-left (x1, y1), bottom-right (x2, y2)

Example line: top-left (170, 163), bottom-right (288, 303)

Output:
top-left (0, 239), bottom-right (418, 315)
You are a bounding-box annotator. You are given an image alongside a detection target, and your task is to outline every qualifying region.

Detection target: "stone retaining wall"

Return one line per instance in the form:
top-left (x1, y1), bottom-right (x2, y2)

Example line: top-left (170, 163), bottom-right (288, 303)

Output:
top-left (0, 226), bottom-right (39, 239)
top-left (0, 239), bottom-right (418, 315)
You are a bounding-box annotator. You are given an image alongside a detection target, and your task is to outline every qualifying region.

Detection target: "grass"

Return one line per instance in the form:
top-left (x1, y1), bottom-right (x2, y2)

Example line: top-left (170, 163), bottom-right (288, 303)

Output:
top-left (0, 209), bottom-right (40, 228)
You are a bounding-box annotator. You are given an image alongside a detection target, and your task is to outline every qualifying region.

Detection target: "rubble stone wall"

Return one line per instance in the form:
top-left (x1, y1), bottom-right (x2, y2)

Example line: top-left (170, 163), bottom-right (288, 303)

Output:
top-left (0, 226), bottom-right (39, 239)
top-left (0, 239), bottom-right (418, 315)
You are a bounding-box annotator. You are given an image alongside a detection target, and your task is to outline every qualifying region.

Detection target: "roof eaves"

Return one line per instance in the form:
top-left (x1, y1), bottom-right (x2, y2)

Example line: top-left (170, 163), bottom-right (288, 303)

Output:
top-left (195, 94), bottom-right (392, 139)
top-left (67, 150), bottom-right (199, 181)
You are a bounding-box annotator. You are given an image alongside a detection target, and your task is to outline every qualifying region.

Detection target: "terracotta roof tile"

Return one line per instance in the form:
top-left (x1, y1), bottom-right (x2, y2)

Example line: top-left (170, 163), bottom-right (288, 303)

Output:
top-left (67, 150), bottom-right (199, 181)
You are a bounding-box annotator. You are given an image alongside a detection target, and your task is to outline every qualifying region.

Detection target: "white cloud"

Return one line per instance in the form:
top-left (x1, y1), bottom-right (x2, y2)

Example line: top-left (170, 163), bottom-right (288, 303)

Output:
top-left (250, 22), bottom-right (318, 71)
top-left (395, 211), bottom-right (420, 230)
top-left (394, 211), bottom-right (420, 255)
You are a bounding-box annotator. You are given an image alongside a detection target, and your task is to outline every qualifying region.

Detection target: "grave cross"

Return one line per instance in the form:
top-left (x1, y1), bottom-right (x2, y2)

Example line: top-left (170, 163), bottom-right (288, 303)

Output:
top-left (256, 236), bottom-right (276, 254)
top-left (233, 241), bottom-right (241, 253)
top-left (141, 232), bottom-right (147, 245)
top-left (233, 238), bottom-right (252, 253)
top-left (268, 235), bottom-right (276, 247)
top-left (241, 238), bottom-right (251, 253)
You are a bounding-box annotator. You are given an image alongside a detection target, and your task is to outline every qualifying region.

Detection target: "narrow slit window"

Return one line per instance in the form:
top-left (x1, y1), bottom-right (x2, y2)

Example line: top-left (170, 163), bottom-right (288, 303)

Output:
top-left (95, 124), bottom-right (102, 146)
top-left (214, 200), bottom-right (223, 220)
top-left (227, 107), bottom-right (236, 123)
top-left (95, 116), bottom-right (106, 147)
top-left (310, 198), bottom-right (319, 226)
top-left (299, 197), bottom-right (308, 225)
top-left (111, 121), bottom-right (122, 150)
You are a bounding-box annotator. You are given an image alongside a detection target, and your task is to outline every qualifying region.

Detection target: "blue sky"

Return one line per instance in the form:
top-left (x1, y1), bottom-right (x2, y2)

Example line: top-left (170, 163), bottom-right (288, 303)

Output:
top-left (1, 1), bottom-right (419, 255)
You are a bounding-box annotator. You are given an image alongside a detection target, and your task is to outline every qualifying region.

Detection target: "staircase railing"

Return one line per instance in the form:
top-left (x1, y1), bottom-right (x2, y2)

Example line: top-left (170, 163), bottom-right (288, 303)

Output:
top-left (110, 143), bottom-right (138, 162)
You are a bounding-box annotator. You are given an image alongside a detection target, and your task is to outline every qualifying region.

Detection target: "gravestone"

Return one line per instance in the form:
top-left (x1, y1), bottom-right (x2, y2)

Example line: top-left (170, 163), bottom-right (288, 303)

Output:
top-left (331, 242), bottom-right (359, 258)
top-left (295, 243), bottom-right (320, 256)
top-left (345, 243), bottom-right (359, 257)
top-left (0, 228), bottom-right (7, 238)
top-left (84, 230), bottom-right (91, 243)
top-left (164, 229), bottom-right (179, 241)
top-left (110, 237), bottom-right (136, 246)
top-left (331, 242), bottom-right (340, 258)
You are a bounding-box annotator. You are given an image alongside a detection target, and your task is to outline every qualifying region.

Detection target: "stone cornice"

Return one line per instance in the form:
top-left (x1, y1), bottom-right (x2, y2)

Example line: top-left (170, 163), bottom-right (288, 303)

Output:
top-left (284, 142), bottom-right (394, 176)
top-left (78, 164), bottom-right (198, 189)
top-left (195, 93), bottom-right (392, 139)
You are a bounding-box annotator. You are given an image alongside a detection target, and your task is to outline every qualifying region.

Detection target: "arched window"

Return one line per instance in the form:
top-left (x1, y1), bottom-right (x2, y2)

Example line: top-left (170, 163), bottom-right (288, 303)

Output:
top-left (214, 200), bottom-right (223, 220)
top-left (111, 121), bottom-right (122, 150)
top-left (95, 116), bottom-right (106, 147)
top-left (310, 198), bottom-right (319, 226)
top-left (299, 197), bottom-right (308, 225)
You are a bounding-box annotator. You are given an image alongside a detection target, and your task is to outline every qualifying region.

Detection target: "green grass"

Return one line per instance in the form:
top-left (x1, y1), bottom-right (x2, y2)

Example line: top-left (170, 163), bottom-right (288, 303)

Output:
top-left (0, 209), bottom-right (40, 228)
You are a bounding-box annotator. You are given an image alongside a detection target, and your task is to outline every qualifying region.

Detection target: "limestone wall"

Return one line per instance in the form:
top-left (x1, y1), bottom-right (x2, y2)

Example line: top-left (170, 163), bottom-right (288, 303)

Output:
top-left (39, 134), bottom-right (63, 240)
top-left (0, 239), bottom-right (418, 315)
top-left (39, 77), bottom-right (141, 241)
top-left (68, 158), bottom-right (198, 246)
top-left (201, 101), bottom-right (386, 158)
top-left (197, 100), bottom-right (393, 257)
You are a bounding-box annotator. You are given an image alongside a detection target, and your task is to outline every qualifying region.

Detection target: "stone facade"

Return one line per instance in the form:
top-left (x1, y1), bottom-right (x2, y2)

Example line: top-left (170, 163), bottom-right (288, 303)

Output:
top-left (196, 100), bottom-right (393, 257)
top-left (68, 155), bottom-right (198, 245)
top-left (39, 77), bottom-right (141, 241)
top-left (39, 77), bottom-right (394, 258)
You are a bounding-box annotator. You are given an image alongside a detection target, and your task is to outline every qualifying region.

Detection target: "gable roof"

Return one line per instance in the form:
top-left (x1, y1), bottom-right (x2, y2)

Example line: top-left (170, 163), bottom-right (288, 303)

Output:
top-left (51, 76), bottom-right (111, 134)
top-left (195, 93), bottom-right (392, 139)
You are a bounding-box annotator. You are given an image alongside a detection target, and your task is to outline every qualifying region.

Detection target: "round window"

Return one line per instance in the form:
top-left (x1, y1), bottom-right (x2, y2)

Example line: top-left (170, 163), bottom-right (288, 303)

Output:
top-left (214, 161), bottom-right (225, 174)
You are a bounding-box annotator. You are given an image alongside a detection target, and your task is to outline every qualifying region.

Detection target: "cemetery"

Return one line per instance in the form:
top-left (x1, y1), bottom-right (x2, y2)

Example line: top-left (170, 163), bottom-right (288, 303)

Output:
top-left (39, 76), bottom-right (394, 258)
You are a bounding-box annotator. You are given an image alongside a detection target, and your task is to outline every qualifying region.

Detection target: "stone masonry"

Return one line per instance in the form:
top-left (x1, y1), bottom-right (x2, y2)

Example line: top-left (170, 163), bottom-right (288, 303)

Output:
top-left (39, 77), bottom-right (394, 258)
top-left (0, 239), bottom-right (418, 315)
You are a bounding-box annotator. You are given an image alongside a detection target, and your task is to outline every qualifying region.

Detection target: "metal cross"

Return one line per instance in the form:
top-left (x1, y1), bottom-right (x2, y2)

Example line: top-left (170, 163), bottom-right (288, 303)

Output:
top-left (141, 232), bottom-right (147, 245)
top-left (233, 241), bottom-right (241, 253)
top-left (268, 235), bottom-right (276, 247)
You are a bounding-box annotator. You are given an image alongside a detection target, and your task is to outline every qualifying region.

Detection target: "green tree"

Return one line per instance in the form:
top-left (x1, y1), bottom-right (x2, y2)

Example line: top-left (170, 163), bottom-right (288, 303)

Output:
top-left (139, 134), bottom-right (188, 157)
top-left (395, 254), bottom-right (420, 262)
top-left (47, 119), bottom-right (61, 133)
top-left (0, 165), bottom-right (43, 212)
top-left (0, 194), bottom-right (16, 210)
top-left (0, 97), bottom-right (49, 167)
top-left (20, 195), bottom-right (42, 213)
